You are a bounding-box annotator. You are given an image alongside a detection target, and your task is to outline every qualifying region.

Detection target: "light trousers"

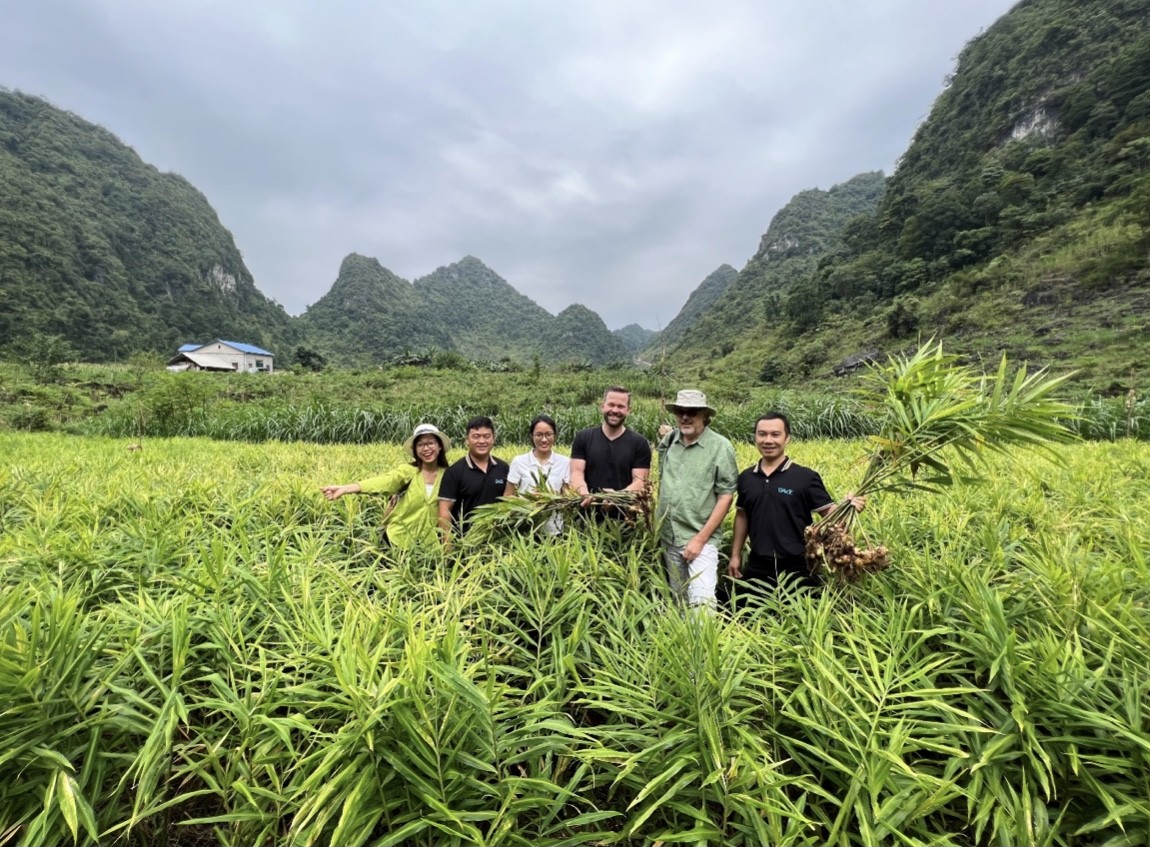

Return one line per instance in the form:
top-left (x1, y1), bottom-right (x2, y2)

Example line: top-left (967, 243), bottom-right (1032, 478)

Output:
top-left (663, 542), bottom-right (719, 607)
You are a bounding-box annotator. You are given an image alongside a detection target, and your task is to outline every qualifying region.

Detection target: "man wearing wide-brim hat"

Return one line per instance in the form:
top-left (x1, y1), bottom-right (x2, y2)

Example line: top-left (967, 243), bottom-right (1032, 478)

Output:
top-left (655, 389), bottom-right (739, 607)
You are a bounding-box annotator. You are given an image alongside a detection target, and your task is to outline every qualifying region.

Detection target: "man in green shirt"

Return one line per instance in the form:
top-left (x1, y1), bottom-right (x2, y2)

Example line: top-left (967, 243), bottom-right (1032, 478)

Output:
top-left (656, 389), bottom-right (739, 607)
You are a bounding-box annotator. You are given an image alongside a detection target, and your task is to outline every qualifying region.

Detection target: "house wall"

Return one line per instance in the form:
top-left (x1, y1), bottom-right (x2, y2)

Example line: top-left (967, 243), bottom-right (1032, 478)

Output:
top-left (191, 344), bottom-right (274, 373)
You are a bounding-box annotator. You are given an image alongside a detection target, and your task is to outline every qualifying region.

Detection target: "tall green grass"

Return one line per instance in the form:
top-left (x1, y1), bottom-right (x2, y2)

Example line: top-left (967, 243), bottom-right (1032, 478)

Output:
top-left (1, 433), bottom-right (1148, 845)
top-left (6, 361), bottom-right (1146, 442)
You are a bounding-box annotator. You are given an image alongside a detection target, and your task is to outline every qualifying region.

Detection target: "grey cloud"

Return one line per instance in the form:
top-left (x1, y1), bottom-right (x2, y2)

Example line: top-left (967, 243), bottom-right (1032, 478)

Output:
top-left (1, 0), bottom-right (1018, 329)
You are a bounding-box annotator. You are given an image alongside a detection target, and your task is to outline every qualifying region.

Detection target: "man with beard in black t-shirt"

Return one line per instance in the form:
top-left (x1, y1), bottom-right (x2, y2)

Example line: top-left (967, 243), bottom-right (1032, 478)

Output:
top-left (569, 386), bottom-right (651, 518)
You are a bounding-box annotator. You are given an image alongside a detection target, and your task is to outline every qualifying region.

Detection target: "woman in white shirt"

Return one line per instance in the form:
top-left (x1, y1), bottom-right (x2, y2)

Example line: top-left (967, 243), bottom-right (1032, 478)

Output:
top-left (504, 414), bottom-right (571, 534)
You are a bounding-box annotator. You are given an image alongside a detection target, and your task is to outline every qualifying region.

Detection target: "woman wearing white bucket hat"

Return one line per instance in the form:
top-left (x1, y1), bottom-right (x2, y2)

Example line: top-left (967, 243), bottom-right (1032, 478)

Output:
top-left (321, 423), bottom-right (452, 550)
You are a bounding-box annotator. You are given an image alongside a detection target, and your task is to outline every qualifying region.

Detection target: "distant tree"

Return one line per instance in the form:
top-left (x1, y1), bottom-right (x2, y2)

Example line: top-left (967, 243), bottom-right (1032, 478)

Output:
top-left (294, 345), bottom-right (327, 372)
top-left (885, 296), bottom-right (921, 339)
top-left (14, 334), bottom-right (75, 384)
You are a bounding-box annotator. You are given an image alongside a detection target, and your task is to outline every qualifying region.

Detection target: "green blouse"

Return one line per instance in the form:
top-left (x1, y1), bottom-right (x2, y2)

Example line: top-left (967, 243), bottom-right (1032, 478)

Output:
top-left (358, 465), bottom-right (443, 549)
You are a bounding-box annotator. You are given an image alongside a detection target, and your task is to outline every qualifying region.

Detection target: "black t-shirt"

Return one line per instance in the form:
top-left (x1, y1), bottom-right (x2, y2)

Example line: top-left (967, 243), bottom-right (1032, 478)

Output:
top-left (735, 458), bottom-right (832, 560)
top-left (439, 454), bottom-right (509, 533)
top-left (570, 426), bottom-right (652, 492)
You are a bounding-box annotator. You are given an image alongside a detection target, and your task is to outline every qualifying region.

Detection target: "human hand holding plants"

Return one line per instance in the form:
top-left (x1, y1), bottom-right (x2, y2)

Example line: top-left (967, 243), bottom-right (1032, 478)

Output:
top-left (808, 341), bottom-right (1076, 581)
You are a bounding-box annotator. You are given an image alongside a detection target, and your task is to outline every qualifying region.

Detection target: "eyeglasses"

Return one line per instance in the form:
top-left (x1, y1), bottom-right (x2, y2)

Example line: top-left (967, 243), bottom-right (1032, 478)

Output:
top-left (674, 409), bottom-right (701, 418)
top-left (532, 432), bottom-right (555, 441)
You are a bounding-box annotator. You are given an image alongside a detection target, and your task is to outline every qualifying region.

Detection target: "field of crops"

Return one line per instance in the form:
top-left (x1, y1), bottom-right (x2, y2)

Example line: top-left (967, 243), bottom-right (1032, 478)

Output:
top-left (2, 432), bottom-right (1149, 846)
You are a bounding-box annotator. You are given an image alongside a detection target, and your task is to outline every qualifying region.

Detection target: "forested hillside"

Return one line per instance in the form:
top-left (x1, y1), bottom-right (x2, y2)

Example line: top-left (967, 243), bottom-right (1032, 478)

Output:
top-left (613, 323), bottom-right (657, 354)
top-left (0, 89), bottom-right (296, 361)
top-left (412, 257), bottom-right (557, 364)
top-left (296, 255), bottom-right (632, 367)
top-left (644, 264), bottom-right (738, 354)
top-left (656, 172), bottom-right (886, 375)
top-left (296, 254), bottom-right (450, 367)
top-left (661, 0), bottom-right (1149, 392)
top-left (6, 0), bottom-right (1148, 385)
top-left (0, 92), bottom-right (637, 369)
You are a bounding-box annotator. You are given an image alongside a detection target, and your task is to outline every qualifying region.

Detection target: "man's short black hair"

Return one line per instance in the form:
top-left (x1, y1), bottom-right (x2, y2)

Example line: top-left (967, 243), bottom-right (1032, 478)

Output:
top-left (756, 411), bottom-right (791, 436)
top-left (466, 415), bottom-right (496, 434)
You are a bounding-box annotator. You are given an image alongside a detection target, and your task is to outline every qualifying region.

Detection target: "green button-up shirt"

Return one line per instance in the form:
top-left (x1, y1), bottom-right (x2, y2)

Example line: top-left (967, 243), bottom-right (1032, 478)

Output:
top-left (656, 426), bottom-right (738, 547)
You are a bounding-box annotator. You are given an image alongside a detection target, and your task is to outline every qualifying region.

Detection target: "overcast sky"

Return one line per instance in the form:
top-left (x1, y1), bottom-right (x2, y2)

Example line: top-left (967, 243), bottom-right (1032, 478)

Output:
top-left (1, 0), bottom-right (1017, 330)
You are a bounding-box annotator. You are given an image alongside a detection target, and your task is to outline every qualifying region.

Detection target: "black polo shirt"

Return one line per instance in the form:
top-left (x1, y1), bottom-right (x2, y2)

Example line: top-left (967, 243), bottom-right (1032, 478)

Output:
top-left (439, 453), bottom-right (509, 533)
top-left (735, 458), bottom-right (832, 560)
top-left (570, 426), bottom-right (652, 492)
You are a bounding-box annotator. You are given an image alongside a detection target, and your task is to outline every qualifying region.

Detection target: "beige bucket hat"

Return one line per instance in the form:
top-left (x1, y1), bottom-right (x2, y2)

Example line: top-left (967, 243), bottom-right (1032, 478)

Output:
top-left (665, 389), bottom-right (716, 416)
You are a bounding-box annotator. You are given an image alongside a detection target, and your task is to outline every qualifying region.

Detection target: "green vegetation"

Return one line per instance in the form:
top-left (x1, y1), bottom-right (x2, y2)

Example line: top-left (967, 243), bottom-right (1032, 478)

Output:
top-left (3, 432), bottom-right (1148, 844)
top-left (236, 253), bottom-right (633, 369)
top-left (295, 254), bottom-right (450, 368)
top-left (662, 0), bottom-right (1150, 393)
top-left (0, 93), bottom-right (634, 370)
top-left (662, 173), bottom-right (886, 367)
top-left (4, 0), bottom-right (1149, 392)
top-left (646, 264), bottom-right (739, 353)
top-left (2, 360), bottom-right (1148, 443)
top-left (0, 89), bottom-right (297, 361)
top-left (612, 324), bottom-right (657, 354)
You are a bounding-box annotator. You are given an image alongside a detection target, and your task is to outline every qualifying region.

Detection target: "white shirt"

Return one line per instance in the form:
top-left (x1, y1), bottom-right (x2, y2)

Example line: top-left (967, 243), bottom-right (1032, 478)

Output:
top-left (507, 450), bottom-right (571, 534)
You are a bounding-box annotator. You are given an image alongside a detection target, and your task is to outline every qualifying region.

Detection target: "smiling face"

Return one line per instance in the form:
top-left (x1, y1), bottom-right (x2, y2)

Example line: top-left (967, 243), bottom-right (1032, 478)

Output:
top-left (413, 434), bottom-right (442, 467)
top-left (531, 420), bottom-right (556, 454)
top-left (600, 390), bottom-right (631, 428)
top-left (754, 416), bottom-right (790, 463)
top-left (466, 426), bottom-right (495, 459)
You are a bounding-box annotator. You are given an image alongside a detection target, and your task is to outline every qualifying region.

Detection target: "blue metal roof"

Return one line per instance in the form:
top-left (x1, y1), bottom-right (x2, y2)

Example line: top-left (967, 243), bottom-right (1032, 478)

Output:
top-left (219, 340), bottom-right (274, 356)
top-left (179, 340), bottom-right (274, 356)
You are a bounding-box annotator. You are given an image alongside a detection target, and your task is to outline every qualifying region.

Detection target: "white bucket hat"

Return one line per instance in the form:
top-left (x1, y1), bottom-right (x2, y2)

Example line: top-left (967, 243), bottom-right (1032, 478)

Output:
top-left (405, 422), bottom-right (451, 454)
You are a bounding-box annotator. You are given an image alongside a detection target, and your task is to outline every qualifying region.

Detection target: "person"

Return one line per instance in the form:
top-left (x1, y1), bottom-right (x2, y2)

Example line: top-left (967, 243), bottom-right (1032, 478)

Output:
top-left (438, 415), bottom-right (509, 542)
top-left (504, 414), bottom-right (571, 535)
top-left (727, 411), bottom-right (864, 602)
top-left (569, 386), bottom-right (652, 515)
top-left (655, 390), bottom-right (738, 607)
top-left (321, 423), bottom-right (451, 550)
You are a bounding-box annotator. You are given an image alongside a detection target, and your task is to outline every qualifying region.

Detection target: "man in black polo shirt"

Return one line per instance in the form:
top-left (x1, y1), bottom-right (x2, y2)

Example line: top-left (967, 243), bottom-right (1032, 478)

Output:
top-left (569, 386), bottom-right (652, 515)
top-left (728, 411), bottom-right (863, 600)
top-left (438, 416), bottom-right (509, 543)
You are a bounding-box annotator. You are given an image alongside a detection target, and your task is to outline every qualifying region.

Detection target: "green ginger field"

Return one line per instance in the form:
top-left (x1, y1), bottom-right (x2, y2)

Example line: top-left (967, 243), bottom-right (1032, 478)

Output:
top-left (2, 432), bottom-right (1149, 846)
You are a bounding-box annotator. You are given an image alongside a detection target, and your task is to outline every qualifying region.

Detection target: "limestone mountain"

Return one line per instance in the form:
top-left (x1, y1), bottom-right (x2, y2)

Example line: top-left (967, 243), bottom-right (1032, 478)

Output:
top-left (0, 89), bottom-right (635, 369)
top-left (297, 254), bottom-right (631, 366)
top-left (657, 172), bottom-right (886, 369)
top-left (0, 89), bottom-right (295, 361)
top-left (613, 323), bottom-right (657, 354)
top-left (543, 304), bottom-right (631, 366)
top-left (665, 0), bottom-right (1150, 391)
top-left (296, 253), bottom-right (449, 366)
top-left (412, 257), bottom-right (556, 363)
top-left (643, 264), bottom-right (739, 354)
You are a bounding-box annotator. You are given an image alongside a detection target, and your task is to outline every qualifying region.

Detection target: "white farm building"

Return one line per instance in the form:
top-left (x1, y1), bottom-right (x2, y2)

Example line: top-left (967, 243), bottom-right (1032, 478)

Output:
top-left (166, 340), bottom-right (275, 373)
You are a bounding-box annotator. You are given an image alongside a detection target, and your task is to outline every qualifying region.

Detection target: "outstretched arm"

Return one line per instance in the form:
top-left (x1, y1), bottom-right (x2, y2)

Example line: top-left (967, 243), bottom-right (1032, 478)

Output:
top-left (321, 483), bottom-right (361, 500)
